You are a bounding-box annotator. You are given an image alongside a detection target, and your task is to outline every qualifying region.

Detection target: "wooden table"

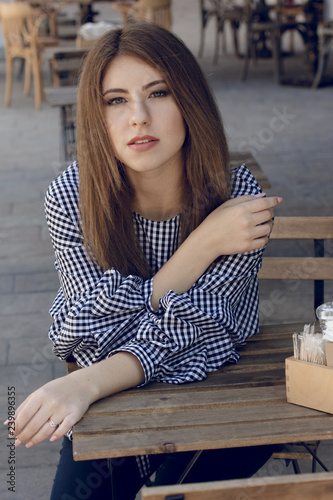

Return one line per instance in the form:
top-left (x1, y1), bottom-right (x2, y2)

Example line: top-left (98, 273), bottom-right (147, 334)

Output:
top-left (45, 87), bottom-right (271, 188)
top-left (70, 323), bottom-right (333, 461)
top-left (44, 86), bottom-right (78, 164)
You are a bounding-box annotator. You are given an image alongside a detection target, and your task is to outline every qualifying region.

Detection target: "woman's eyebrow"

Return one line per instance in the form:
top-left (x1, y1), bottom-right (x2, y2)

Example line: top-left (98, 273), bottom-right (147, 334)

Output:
top-left (102, 79), bottom-right (166, 97)
top-left (143, 79), bottom-right (166, 90)
top-left (102, 87), bottom-right (127, 97)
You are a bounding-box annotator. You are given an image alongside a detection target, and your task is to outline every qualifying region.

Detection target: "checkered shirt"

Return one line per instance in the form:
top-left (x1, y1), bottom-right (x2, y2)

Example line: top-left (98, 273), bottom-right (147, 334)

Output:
top-left (45, 162), bottom-right (263, 479)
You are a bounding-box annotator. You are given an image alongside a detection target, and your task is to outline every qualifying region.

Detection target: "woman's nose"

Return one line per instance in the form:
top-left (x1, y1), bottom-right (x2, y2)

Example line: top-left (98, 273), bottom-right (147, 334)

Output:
top-left (129, 100), bottom-right (151, 127)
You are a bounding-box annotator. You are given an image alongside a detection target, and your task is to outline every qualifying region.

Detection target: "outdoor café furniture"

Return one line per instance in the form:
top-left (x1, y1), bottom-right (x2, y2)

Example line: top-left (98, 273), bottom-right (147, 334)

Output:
top-left (67, 216), bottom-right (333, 486)
top-left (69, 320), bottom-right (333, 464)
top-left (198, 0), bottom-right (325, 84)
top-left (198, 0), bottom-right (243, 63)
top-left (111, 0), bottom-right (135, 24)
top-left (131, 0), bottom-right (172, 30)
top-left (112, 0), bottom-right (172, 29)
top-left (312, 19), bottom-right (333, 88)
top-left (141, 471), bottom-right (333, 499)
top-left (28, 0), bottom-right (69, 36)
top-left (241, 0), bottom-right (282, 82)
top-left (44, 86), bottom-right (77, 164)
top-left (0, 1), bottom-right (59, 108)
top-left (28, 0), bottom-right (96, 31)
top-left (275, 0), bottom-right (324, 85)
top-left (50, 48), bottom-right (87, 86)
top-left (258, 216), bottom-right (333, 312)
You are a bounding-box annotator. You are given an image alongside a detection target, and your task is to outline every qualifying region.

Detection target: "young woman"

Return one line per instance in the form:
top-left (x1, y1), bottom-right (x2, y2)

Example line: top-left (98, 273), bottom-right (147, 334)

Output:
top-left (9, 22), bottom-right (282, 499)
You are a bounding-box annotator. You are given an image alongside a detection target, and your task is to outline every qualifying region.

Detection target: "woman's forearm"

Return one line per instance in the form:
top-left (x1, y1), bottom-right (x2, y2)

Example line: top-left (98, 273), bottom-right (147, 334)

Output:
top-left (74, 351), bottom-right (145, 404)
top-left (150, 225), bottom-right (215, 310)
top-left (150, 194), bottom-right (282, 310)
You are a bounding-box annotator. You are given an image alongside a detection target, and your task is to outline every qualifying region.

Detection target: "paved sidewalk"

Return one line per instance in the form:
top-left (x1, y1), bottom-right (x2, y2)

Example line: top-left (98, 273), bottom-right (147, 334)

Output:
top-left (1, 1), bottom-right (333, 498)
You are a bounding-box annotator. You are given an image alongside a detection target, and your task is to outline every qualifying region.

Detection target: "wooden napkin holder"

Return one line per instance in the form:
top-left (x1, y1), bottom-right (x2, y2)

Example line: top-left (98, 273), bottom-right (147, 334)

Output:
top-left (325, 341), bottom-right (333, 367)
top-left (285, 356), bottom-right (333, 414)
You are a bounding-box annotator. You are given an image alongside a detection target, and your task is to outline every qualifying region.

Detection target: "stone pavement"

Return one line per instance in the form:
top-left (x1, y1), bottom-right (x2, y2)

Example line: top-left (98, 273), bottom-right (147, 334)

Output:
top-left (0, 1), bottom-right (333, 498)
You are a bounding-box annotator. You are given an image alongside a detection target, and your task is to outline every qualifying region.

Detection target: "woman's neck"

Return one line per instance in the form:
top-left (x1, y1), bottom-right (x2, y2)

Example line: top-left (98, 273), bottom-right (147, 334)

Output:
top-left (129, 164), bottom-right (184, 221)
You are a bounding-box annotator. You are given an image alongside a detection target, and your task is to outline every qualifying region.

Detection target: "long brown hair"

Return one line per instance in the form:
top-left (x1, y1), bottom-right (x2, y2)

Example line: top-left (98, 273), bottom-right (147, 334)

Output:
top-left (77, 22), bottom-right (230, 278)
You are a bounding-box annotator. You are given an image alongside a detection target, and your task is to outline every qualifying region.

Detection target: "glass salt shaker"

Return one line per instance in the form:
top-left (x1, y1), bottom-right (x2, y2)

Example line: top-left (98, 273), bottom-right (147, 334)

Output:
top-left (316, 302), bottom-right (333, 338)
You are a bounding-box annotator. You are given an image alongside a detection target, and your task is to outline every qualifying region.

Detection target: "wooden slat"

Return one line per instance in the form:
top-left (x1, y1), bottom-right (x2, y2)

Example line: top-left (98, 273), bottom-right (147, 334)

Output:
top-left (76, 403), bottom-right (318, 437)
top-left (271, 217), bottom-right (333, 239)
top-left (44, 86), bottom-right (77, 107)
top-left (258, 257), bottom-right (333, 280)
top-left (257, 322), bottom-right (311, 337)
top-left (82, 385), bottom-right (287, 417)
top-left (73, 415), bottom-right (333, 460)
top-left (239, 336), bottom-right (293, 353)
top-left (51, 58), bottom-right (83, 73)
top-left (141, 472), bottom-right (333, 500)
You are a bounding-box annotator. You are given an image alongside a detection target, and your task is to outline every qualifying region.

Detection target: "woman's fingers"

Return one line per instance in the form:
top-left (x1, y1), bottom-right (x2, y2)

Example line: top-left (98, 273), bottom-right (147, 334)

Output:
top-left (222, 192), bottom-right (266, 208)
top-left (14, 402), bottom-right (53, 446)
top-left (12, 394), bottom-right (42, 438)
top-left (253, 221), bottom-right (273, 240)
top-left (247, 196), bottom-right (283, 214)
top-left (19, 418), bottom-right (57, 448)
top-left (24, 414), bottom-right (70, 447)
top-left (252, 208), bottom-right (275, 227)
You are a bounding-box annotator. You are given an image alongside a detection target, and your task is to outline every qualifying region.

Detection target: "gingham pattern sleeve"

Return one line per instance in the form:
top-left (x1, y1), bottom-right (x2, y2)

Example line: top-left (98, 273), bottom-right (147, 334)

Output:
top-left (46, 162), bottom-right (263, 386)
top-left (113, 164), bottom-right (263, 384)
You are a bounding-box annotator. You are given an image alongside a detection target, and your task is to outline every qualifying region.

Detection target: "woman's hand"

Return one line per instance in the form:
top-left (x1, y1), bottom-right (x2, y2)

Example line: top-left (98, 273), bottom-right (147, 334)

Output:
top-left (150, 193), bottom-right (282, 310)
top-left (8, 373), bottom-right (93, 448)
top-left (4, 352), bottom-right (144, 448)
top-left (199, 193), bottom-right (282, 259)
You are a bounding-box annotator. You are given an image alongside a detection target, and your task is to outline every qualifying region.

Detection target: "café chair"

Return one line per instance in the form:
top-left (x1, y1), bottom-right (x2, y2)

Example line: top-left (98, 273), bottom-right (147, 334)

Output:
top-left (198, 0), bottom-right (243, 63)
top-left (35, 0), bottom-right (68, 37)
top-left (0, 2), bottom-right (59, 108)
top-left (111, 0), bottom-right (135, 24)
top-left (130, 0), bottom-right (172, 30)
top-left (198, 0), bottom-right (219, 59)
top-left (141, 471), bottom-right (333, 500)
top-left (241, 0), bottom-right (282, 82)
top-left (50, 49), bottom-right (87, 87)
top-left (312, 20), bottom-right (333, 88)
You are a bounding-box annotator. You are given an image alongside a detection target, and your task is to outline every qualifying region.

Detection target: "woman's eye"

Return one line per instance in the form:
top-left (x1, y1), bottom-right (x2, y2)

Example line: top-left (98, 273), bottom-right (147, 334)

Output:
top-left (150, 90), bottom-right (168, 98)
top-left (107, 97), bottom-right (126, 106)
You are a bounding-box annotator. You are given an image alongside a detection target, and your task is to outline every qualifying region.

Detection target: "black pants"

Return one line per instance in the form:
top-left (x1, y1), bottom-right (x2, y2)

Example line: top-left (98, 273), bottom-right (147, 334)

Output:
top-left (50, 437), bottom-right (275, 500)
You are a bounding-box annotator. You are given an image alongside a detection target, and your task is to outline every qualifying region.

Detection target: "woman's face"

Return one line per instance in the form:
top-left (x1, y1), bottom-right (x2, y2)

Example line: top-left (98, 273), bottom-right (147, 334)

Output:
top-left (102, 55), bottom-right (186, 184)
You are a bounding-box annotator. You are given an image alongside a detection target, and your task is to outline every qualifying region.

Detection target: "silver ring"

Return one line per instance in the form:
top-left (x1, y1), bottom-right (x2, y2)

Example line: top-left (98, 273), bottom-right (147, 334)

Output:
top-left (48, 418), bottom-right (58, 428)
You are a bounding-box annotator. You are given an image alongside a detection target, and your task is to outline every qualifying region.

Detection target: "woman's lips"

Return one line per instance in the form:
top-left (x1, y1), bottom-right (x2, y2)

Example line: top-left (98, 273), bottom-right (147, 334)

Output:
top-left (128, 135), bottom-right (159, 152)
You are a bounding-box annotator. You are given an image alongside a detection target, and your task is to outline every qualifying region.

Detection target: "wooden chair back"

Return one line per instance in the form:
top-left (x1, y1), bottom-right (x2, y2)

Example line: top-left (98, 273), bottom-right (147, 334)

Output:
top-left (131, 0), bottom-right (172, 30)
top-left (0, 2), bottom-right (50, 108)
top-left (50, 49), bottom-right (87, 87)
top-left (258, 216), bottom-right (333, 312)
top-left (0, 2), bottom-right (33, 49)
top-left (141, 471), bottom-right (333, 500)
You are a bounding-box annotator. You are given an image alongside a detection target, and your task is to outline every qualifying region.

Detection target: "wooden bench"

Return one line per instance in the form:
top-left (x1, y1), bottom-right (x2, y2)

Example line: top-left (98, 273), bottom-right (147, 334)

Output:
top-left (258, 216), bottom-right (333, 471)
top-left (50, 49), bottom-right (87, 87)
top-left (141, 471), bottom-right (333, 500)
top-left (259, 216), bottom-right (333, 314)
